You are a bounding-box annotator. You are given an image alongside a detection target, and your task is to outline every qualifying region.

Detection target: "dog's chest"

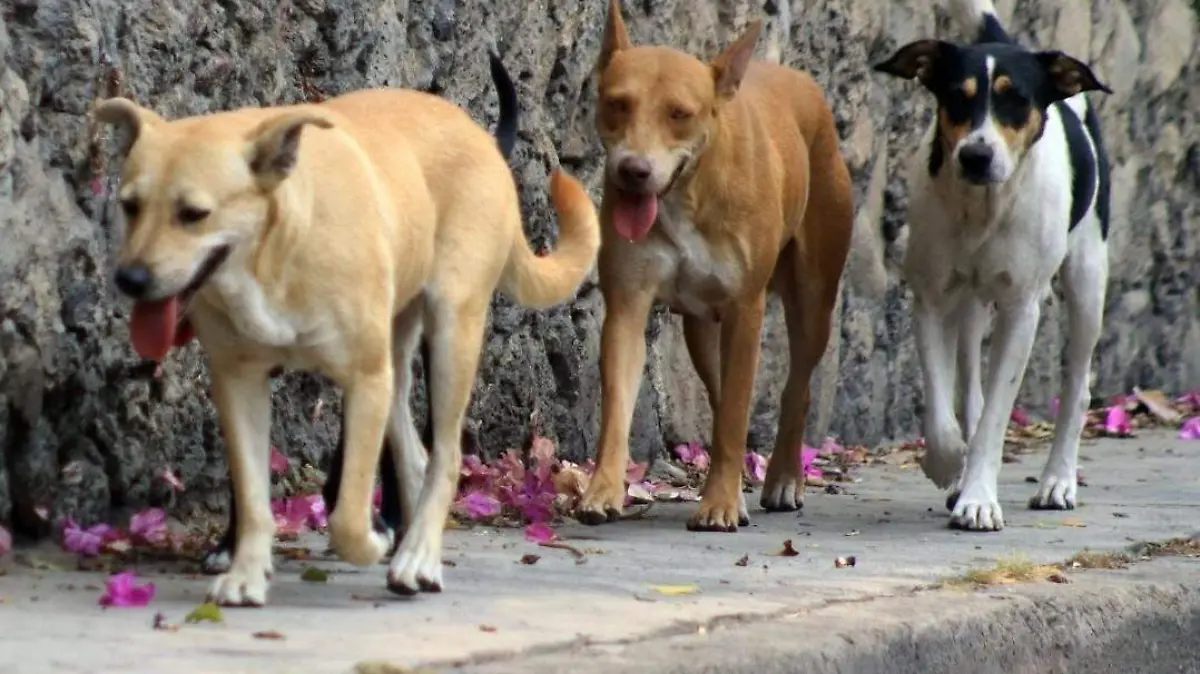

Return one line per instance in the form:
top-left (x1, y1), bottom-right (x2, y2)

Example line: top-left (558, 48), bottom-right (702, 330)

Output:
top-left (643, 199), bottom-right (740, 317)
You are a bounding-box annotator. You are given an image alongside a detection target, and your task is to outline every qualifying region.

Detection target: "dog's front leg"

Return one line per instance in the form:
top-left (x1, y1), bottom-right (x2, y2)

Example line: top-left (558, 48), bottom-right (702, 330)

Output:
top-left (206, 361), bottom-right (276, 607)
top-left (688, 293), bottom-right (766, 532)
top-left (577, 285), bottom-right (656, 525)
top-left (326, 362), bottom-right (394, 567)
top-left (951, 298), bottom-right (1041, 531)
top-left (913, 291), bottom-right (966, 490)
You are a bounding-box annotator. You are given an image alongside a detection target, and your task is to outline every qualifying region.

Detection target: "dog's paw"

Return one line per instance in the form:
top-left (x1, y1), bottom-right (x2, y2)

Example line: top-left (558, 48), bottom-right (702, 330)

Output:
top-left (921, 433), bottom-right (966, 490)
top-left (200, 548), bottom-right (232, 576)
top-left (1028, 469), bottom-right (1076, 511)
top-left (760, 474), bottom-right (804, 513)
top-left (686, 495), bottom-right (744, 533)
top-left (386, 530), bottom-right (444, 596)
top-left (206, 559), bottom-right (273, 607)
top-left (949, 487), bottom-right (1004, 532)
top-left (328, 513), bottom-right (392, 567)
top-left (576, 476), bottom-right (626, 526)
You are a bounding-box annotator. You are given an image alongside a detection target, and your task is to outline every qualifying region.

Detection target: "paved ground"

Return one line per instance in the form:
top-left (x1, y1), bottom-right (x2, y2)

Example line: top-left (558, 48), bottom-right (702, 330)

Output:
top-left (1, 431), bottom-right (1197, 674)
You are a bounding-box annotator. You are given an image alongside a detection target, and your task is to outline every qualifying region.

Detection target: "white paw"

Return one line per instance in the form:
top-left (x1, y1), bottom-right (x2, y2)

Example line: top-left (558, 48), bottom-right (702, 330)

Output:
top-left (200, 549), bottom-right (232, 576)
top-left (207, 557), bottom-right (273, 607)
top-left (760, 476), bottom-right (803, 512)
top-left (738, 491), bottom-right (749, 522)
top-left (328, 513), bottom-right (393, 567)
top-left (921, 430), bottom-right (966, 490)
top-left (1029, 468), bottom-right (1077, 510)
top-left (386, 528), bottom-right (444, 596)
top-left (950, 486), bottom-right (1005, 531)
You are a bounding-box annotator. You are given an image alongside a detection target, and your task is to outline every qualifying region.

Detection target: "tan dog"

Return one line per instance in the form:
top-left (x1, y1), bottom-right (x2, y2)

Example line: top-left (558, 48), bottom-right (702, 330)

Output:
top-left (576, 1), bottom-right (860, 531)
top-left (94, 56), bottom-right (600, 604)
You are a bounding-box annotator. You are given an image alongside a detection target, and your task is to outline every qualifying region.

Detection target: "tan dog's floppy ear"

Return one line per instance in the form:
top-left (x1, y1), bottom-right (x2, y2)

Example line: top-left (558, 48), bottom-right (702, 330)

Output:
top-left (1035, 51), bottom-right (1113, 101)
top-left (711, 20), bottom-right (762, 100)
top-left (245, 112), bottom-right (334, 191)
top-left (872, 39), bottom-right (954, 87)
top-left (598, 0), bottom-right (633, 73)
top-left (93, 97), bottom-right (165, 154)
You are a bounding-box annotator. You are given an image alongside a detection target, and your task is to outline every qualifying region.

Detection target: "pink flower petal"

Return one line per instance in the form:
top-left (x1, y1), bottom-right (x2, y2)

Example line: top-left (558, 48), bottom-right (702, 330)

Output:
top-left (0, 525), bottom-right (12, 557)
top-left (300, 494), bottom-right (327, 529)
top-left (819, 437), bottom-right (844, 455)
top-left (524, 522), bottom-right (557, 544)
top-left (625, 461), bottom-right (647, 484)
top-left (1010, 407), bottom-right (1032, 427)
top-left (159, 466), bottom-right (185, 492)
top-left (801, 446), bottom-right (822, 480)
top-left (62, 518), bottom-right (112, 557)
top-left (458, 491), bottom-right (502, 520)
top-left (744, 452), bottom-right (767, 483)
top-left (269, 447), bottom-right (290, 475)
top-left (530, 435), bottom-right (557, 466)
top-left (129, 508), bottom-right (168, 545)
top-left (674, 441), bottom-right (711, 471)
top-left (1104, 405), bottom-right (1133, 437)
top-left (98, 571), bottom-right (156, 608)
top-left (1050, 397), bottom-right (1060, 419)
top-left (1180, 417), bottom-right (1200, 441)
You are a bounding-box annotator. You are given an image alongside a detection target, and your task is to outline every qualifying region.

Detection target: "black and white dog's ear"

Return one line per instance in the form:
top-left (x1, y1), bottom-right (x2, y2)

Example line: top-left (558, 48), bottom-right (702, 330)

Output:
top-left (1035, 51), bottom-right (1113, 100)
top-left (872, 40), bottom-right (956, 86)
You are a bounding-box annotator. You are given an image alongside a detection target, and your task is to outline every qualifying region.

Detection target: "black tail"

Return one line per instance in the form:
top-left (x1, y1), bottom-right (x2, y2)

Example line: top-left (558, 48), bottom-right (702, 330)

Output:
top-left (488, 50), bottom-right (519, 160)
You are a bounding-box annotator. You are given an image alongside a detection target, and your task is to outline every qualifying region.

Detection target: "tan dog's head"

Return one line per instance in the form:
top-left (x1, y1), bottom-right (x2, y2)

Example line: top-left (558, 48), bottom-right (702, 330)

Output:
top-left (594, 0), bottom-right (761, 241)
top-left (94, 97), bottom-right (333, 361)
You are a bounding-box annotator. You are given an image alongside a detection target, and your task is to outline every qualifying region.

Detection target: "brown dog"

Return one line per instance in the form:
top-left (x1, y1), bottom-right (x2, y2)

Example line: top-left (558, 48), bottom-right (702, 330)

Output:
top-left (94, 55), bottom-right (600, 604)
top-left (576, 1), bottom-right (862, 532)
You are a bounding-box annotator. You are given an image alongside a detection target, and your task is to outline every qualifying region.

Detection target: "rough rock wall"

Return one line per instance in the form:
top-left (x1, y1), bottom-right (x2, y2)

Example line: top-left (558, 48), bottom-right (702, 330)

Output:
top-left (0, 0), bottom-right (1196, 535)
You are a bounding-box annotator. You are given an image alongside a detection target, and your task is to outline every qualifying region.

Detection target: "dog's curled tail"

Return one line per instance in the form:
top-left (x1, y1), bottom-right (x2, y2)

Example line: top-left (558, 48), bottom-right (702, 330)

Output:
top-left (500, 168), bottom-right (601, 309)
top-left (948, 0), bottom-right (1011, 44)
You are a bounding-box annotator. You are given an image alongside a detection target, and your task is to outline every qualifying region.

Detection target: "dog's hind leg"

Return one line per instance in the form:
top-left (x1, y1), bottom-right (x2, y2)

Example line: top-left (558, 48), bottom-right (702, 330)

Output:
top-left (1031, 227), bottom-right (1107, 510)
top-left (761, 243), bottom-right (838, 513)
top-left (384, 301), bottom-right (430, 541)
top-left (387, 296), bottom-right (487, 594)
top-left (205, 361), bottom-right (277, 607)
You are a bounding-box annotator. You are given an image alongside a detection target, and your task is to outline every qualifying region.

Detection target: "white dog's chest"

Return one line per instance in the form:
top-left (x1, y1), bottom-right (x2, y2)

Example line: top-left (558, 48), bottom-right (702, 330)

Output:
top-left (636, 201), bottom-right (741, 318)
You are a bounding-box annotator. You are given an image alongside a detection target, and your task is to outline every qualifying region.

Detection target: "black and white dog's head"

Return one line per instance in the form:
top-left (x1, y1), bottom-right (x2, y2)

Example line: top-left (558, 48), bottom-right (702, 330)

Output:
top-left (873, 38), bottom-right (1111, 185)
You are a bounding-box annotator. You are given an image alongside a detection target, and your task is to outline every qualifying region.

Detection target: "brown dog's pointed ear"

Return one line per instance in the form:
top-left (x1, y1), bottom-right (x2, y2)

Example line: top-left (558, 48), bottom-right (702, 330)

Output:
top-left (245, 112), bottom-right (334, 191)
top-left (598, 0), bottom-right (633, 73)
top-left (711, 20), bottom-right (762, 100)
top-left (872, 39), bottom-right (955, 88)
top-left (93, 97), bottom-right (165, 154)
top-left (1035, 51), bottom-right (1112, 101)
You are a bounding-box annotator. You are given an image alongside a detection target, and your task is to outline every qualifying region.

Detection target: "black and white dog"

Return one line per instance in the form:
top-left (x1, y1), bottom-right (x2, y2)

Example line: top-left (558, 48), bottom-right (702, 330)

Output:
top-left (873, 0), bottom-right (1112, 531)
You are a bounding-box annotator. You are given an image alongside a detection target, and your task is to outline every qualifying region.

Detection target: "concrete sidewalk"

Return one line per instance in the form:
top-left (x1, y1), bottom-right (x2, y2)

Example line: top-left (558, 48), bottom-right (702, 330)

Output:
top-left (1, 431), bottom-right (1197, 674)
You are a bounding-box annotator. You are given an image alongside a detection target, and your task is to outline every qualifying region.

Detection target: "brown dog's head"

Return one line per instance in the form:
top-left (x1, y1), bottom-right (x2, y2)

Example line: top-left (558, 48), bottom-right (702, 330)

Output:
top-left (94, 98), bottom-right (333, 361)
top-left (594, 0), bottom-right (761, 241)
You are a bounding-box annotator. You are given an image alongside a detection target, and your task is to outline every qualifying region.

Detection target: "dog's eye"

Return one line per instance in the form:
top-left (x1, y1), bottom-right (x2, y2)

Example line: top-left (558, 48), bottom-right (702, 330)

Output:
top-left (177, 206), bottom-right (211, 225)
top-left (120, 198), bottom-right (140, 221)
top-left (668, 106), bottom-right (694, 121)
top-left (604, 98), bottom-right (630, 116)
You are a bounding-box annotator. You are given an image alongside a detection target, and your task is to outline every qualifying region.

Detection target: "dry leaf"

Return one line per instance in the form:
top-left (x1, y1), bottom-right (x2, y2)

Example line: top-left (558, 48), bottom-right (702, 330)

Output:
top-left (735, 554), bottom-right (750, 567)
top-left (479, 624), bottom-right (498, 633)
top-left (1062, 520), bottom-right (1087, 528)
top-left (553, 465), bottom-right (591, 498)
top-left (777, 540), bottom-right (800, 557)
top-left (300, 567), bottom-right (329, 582)
top-left (253, 630), bottom-right (286, 640)
top-left (1133, 387), bottom-right (1181, 423)
top-left (519, 554), bottom-right (540, 565)
top-left (651, 584), bottom-right (700, 596)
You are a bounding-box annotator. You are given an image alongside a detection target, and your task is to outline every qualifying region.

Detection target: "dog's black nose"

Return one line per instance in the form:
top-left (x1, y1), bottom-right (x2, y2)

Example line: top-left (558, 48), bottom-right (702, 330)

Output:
top-left (958, 143), bottom-right (994, 178)
top-left (617, 157), bottom-right (653, 187)
top-left (114, 265), bottom-right (154, 299)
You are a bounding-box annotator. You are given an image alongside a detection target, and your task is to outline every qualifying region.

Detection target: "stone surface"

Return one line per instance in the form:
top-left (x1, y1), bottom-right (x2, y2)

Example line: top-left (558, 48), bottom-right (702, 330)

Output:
top-left (0, 431), bottom-right (1196, 673)
top-left (0, 0), bottom-right (1198, 532)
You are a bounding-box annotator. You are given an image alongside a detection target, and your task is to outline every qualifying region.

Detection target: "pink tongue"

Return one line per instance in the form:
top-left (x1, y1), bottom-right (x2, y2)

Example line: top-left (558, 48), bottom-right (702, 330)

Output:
top-left (611, 192), bottom-right (658, 241)
top-left (130, 298), bottom-right (180, 362)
